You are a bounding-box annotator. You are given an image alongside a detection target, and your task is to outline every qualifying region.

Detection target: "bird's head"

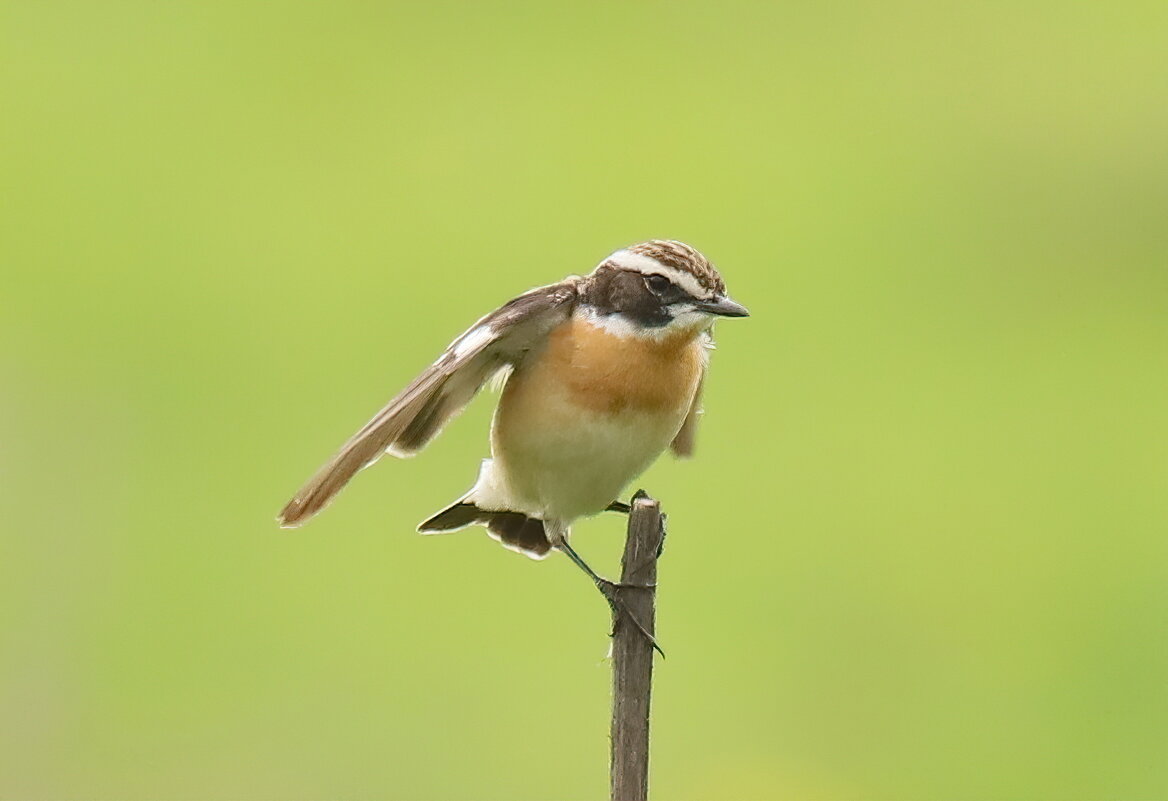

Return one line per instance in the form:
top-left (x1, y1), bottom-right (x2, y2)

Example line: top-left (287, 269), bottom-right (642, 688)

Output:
top-left (581, 240), bottom-right (749, 335)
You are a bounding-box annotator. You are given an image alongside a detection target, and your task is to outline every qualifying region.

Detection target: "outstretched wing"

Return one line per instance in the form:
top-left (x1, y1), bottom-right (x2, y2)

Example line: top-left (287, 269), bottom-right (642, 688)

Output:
top-left (278, 279), bottom-right (579, 527)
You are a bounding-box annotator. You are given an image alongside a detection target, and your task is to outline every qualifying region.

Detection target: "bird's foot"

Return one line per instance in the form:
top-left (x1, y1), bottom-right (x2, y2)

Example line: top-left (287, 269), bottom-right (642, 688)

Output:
top-left (610, 490), bottom-right (667, 560)
top-left (557, 540), bottom-right (663, 658)
top-left (594, 579), bottom-right (665, 658)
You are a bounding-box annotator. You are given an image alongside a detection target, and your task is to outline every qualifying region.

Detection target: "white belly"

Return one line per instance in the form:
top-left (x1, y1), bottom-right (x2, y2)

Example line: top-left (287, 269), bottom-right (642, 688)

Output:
top-left (468, 311), bottom-right (705, 524)
top-left (483, 400), bottom-right (684, 521)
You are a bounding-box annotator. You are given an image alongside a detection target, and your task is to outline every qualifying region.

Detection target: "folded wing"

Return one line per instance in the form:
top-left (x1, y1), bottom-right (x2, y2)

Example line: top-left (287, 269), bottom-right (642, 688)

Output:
top-left (278, 280), bottom-right (579, 527)
top-left (670, 330), bottom-right (713, 458)
top-left (669, 370), bottom-right (704, 457)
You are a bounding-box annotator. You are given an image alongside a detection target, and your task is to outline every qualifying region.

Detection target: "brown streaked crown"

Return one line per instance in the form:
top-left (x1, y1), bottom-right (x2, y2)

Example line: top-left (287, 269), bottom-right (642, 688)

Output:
top-left (580, 239), bottom-right (732, 328)
top-left (626, 240), bottom-right (725, 295)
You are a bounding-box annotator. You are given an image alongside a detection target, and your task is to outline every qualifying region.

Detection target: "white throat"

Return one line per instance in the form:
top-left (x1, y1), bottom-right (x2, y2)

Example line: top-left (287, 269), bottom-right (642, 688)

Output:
top-left (577, 305), bottom-right (713, 341)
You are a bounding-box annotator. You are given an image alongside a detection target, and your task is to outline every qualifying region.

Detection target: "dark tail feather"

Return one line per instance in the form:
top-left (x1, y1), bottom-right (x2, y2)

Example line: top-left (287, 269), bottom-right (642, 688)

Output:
top-left (485, 513), bottom-right (551, 557)
top-left (417, 501), bottom-right (483, 532)
top-left (417, 502), bottom-right (551, 558)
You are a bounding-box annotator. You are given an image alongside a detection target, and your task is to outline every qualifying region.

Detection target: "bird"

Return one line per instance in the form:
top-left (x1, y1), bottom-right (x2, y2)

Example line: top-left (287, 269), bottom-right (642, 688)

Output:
top-left (277, 239), bottom-right (748, 584)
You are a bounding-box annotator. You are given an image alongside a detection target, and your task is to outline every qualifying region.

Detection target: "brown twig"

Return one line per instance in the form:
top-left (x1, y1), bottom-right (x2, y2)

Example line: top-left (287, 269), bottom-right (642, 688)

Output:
top-left (610, 492), bottom-right (664, 801)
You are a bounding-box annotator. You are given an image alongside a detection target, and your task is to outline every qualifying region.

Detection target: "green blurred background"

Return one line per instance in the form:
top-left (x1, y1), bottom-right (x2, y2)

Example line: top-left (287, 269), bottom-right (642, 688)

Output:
top-left (3, 1), bottom-right (1167, 798)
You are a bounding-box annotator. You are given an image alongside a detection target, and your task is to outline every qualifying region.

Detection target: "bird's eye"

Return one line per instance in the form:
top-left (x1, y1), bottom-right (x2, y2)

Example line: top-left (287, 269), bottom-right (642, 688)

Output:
top-left (644, 274), bottom-right (671, 293)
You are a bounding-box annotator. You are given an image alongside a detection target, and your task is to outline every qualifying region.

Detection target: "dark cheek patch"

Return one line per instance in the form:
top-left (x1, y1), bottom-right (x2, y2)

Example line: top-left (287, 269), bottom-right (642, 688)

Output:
top-left (608, 271), bottom-right (671, 327)
top-left (584, 265), bottom-right (674, 326)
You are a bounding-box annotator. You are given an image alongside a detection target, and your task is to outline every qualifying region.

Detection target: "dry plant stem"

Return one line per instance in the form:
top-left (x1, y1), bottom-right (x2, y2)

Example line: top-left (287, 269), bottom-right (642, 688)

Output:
top-left (610, 494), bottom-right (664, 801)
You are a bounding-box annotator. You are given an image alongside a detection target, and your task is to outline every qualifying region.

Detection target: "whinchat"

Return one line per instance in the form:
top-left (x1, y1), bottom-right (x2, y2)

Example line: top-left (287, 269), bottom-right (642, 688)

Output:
top-left (278, 240), bottom-right (748, 581)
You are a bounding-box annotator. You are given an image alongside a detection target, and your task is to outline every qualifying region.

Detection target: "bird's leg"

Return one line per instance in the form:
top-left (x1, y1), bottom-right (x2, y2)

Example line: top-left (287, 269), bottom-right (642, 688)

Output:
top-left (556, 539), bottom-right (655, 594)
top-left (554, 536), bottom-right (664, 658)
top-left (555, 537), bottom-right (609, 586)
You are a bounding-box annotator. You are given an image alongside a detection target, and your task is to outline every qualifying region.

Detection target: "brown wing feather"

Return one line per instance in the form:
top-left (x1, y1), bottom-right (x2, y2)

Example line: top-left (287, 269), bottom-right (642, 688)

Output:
top-left (278, 280), bottom-right (578, 527)
top-left (669, 369), bottom-right (705, 458)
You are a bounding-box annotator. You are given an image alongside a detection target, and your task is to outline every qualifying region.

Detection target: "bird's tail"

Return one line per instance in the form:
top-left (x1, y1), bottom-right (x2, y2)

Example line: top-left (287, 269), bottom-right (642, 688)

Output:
top-left (418, 501), bottom-right (551, 559)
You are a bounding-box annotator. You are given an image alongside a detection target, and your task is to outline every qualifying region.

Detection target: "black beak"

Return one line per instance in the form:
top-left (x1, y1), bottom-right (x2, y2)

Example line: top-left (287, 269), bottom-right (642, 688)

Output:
top-left (695, 295), bottom-right (750, 318)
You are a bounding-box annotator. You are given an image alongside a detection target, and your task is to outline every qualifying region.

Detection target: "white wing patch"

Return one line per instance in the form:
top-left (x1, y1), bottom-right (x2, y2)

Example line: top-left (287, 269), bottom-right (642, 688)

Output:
top-left (277, 279), bottom-right (579, 528)
top-left (452, 324), bottom-right (496, 359)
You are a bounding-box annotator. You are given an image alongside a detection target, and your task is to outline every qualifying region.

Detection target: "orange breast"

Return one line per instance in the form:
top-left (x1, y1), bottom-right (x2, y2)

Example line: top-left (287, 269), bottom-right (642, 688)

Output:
top-left (491, 315), bottom-right (707, 515)
top-left (527, 316), bottom-right (705, 417)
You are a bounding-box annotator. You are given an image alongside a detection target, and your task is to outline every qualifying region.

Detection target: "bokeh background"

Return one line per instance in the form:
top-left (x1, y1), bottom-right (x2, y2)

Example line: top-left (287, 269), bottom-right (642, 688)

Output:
top-left (3, 1), bottom-right (1167, 798)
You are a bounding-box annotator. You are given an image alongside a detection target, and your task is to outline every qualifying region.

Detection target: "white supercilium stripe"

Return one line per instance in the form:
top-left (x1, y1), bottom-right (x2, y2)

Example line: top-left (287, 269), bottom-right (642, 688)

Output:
top-left (604, 248), bottom-right (709, 299)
